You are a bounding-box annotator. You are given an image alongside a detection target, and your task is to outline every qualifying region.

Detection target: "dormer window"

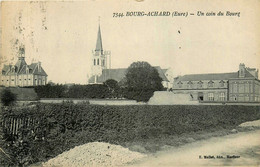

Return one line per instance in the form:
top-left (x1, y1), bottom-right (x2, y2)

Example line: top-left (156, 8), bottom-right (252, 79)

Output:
top-left (26, 66), bottom-right (29, 74)
top-left (11, 67), bottom-right (15, 73)
top-left (187, 81), bottom-right (193, 88)
top-left (177, 81), bottom-right (183, 88)
top-left (208, 80), bottom-right (214, 87)
top-left (198, 81), bottom-right (203, 88)
top-left (219, 80), bottom-right (225, 87)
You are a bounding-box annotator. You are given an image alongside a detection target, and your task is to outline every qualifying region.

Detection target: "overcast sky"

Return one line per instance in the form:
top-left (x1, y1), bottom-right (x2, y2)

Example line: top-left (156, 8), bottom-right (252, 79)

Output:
top-left (1, 0), bottom-right (259, 84)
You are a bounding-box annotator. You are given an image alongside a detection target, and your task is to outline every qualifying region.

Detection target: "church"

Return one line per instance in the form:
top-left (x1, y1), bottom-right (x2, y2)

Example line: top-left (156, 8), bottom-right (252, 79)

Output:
top-left (87, 24), bottom-right (171, 88)
top-left (0, 49), bottom-right (48, 87)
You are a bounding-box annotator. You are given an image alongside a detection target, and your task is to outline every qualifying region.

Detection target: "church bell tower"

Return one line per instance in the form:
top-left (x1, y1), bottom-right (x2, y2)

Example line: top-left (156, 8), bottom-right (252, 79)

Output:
top-left (91, 23), bottom-right (106, 82)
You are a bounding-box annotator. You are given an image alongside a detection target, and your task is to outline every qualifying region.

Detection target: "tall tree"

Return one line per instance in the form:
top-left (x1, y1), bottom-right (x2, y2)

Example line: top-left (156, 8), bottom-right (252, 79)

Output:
top-left (124, 61), bottom-right (163, 102)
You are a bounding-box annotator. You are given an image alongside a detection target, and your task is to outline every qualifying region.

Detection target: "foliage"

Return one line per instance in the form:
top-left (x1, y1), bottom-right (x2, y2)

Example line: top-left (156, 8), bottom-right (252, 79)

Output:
top-left (0, 88), bottom-right (17, 106)
top-left (34, 84), bottom-right (67, 98)
top-left (1, 104), bottom-right (260, 166)
top-left (34, 84), bottom-right (110, 99)
top-left (103, 79), bottom-right (120, 98)
top-left (124, 61), bottom-right (164, 102)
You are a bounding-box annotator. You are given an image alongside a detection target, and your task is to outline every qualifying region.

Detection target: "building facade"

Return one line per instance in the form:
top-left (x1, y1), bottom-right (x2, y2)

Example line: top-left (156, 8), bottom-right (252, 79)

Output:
top-left (0, 56), bottom-right (48, 87)
top-left (88, 23), bottom-right (170, 88)
top-left (173, 63), bottom-right (260, 102)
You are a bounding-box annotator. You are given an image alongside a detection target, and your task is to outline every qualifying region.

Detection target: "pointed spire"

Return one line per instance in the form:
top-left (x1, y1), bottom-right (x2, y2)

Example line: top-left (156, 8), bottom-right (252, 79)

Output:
top-left (95, 21), bottom-right (103, 53)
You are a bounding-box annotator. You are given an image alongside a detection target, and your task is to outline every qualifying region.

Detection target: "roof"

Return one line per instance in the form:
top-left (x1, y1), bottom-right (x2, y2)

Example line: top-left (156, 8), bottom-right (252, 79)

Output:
top-left (1, 58), bottom-right (47, 76)
top-left (88, 66), bottom-right (169, 84)
top-left (175, 70), bottom-right (255, 82)
top-left (175, 72), bottom-right (238, 81)
top-left (95, 25), bottom-right (103, 52)
top-left (15, 57), bottom-right (27, 73)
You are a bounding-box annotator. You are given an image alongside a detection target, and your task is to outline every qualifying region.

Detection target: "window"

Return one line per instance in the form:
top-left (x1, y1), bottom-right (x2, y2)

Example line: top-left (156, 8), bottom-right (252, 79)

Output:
top-left (177, 81), bottom-right (183, 88)
top-left (219, 80), bottom-right (225, 87)
top-left (187, 81), bottom-right (193, 89)
top-left (208, 93), bottom-right (214, 101)
top-left (219, 92), bottom-right (225, 101)
top-left (94, 59), bottom-right (96, 65)
top-left (208, 81), bottom-right (214, 87)
top-left (29, 79), bottom-right (31, 80)
top-left (97, 59), bottom-right (99, 65)
top-left (198, 81), bottom-right (203, 88)
top-left (233, 83), bottom-right (237, 93)
top-left (25, 79), bottom-right (27, 81)
top-left (11, 79), bottom-right (14, 81)
top-left (238, 83), bottom-right (244, 93)
top-left (245, 82), bottom-right (249, 93)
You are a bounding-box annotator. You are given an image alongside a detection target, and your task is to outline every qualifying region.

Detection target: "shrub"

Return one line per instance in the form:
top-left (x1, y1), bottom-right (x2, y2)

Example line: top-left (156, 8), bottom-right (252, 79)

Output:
top-left (1, 104), bottom-right (260, 166)
top-left (0, 88), bottom-right (17, 106)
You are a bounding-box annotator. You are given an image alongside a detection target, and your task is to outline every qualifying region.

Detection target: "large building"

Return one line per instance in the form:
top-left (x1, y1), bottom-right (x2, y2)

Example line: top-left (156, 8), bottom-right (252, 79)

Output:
top-left (0, 54), bottom-right (48, 87)
top-left (88, 23), bottom-right (171, 88)
top-left (173, 63), bottom-right (260, 102)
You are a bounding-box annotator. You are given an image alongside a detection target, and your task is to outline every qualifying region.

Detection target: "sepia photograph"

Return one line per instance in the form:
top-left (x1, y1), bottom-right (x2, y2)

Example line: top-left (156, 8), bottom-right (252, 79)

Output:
top-left (0, 0), bottom-right (260, 166)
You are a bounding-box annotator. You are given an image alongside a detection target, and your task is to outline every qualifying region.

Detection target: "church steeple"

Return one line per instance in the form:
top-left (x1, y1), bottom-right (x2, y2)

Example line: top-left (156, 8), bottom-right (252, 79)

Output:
top-left (95, 24), bottom-right (103, 54)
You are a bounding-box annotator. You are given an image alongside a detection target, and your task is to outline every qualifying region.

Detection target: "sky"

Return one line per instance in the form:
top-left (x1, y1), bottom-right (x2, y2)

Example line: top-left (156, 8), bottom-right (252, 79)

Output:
top-left (0, 0), bottom-right (259, 84)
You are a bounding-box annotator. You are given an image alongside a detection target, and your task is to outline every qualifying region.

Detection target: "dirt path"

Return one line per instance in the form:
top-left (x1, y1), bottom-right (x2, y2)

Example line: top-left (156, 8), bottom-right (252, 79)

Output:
top-left (128, 129), bottom-right (260, 167)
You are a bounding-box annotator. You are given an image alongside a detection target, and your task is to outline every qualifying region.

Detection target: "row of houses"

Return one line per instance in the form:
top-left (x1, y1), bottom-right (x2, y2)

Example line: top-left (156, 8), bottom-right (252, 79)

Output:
top-left (172, 63), bottom-right (260, 102)
top-left (1, 23), bottom-right (259, 102)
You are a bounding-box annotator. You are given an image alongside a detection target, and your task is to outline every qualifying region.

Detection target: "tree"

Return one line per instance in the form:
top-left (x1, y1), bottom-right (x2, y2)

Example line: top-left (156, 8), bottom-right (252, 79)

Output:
top-left (124, 61), bottom-right (163, 102)
top-left (103, 79), bottom-right (119, 98)
top-left (0, 88), bottom-right (17, 106)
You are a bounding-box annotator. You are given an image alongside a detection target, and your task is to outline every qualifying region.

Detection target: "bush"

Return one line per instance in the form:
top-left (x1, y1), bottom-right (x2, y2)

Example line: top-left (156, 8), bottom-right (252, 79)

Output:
top-left (0, 88), bottom-right (17, 106)
top-left (1, 104), bottom-right (260, 166)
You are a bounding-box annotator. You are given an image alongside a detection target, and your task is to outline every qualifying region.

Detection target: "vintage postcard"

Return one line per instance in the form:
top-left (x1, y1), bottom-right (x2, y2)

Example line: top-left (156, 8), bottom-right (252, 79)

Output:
top-left (0, 0), bottom-right (259, 167)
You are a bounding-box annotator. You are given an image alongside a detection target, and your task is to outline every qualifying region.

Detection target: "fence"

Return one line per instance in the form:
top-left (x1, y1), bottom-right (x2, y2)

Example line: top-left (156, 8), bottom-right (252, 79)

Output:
top-left (1, 115), bottom-right (40, 137)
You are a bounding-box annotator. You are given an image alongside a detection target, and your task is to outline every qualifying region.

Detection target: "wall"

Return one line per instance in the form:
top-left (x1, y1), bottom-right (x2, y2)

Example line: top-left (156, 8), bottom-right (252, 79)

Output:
top-left (229, 79), bottom-right (260, 102)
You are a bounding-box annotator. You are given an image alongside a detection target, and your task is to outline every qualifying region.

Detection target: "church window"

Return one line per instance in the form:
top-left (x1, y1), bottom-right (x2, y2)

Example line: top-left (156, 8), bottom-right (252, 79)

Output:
top-left (208, 93), bottom-right (214, 101)
top-left (97, 59), bottom-right (99, 65)
top-left (94, 59), bottom-right (96, 65)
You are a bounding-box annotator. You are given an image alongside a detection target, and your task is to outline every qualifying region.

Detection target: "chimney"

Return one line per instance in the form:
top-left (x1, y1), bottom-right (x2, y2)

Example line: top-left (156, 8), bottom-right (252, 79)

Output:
top-left (239, 63), bottom-right (245, 78)
top-left (38, 62), bottom-right (41, 72)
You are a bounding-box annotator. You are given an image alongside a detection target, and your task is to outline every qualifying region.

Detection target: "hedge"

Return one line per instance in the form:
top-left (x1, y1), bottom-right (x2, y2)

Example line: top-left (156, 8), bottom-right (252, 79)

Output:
top-left (0, 104), bottom-right (260, 166)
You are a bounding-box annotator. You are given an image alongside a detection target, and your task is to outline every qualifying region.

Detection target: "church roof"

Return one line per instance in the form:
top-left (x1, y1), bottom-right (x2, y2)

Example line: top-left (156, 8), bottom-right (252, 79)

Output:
top-left (88, 66), bottom-right (169, 84)
top-left (95, 25), bottom-right (103, 52)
